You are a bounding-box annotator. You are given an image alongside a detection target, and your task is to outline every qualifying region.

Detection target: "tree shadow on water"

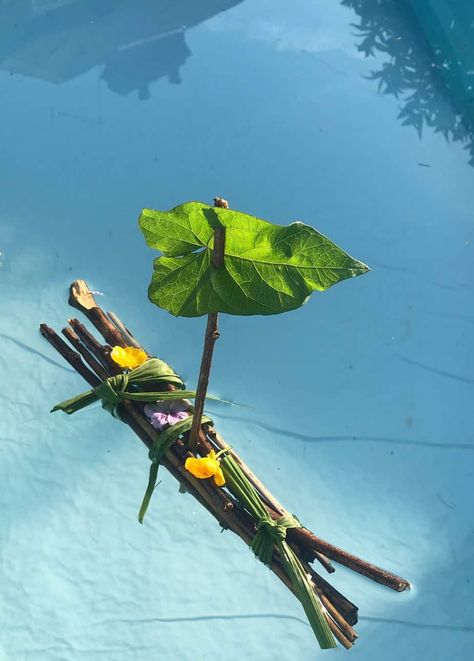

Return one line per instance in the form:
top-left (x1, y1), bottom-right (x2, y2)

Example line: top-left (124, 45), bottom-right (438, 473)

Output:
top-left (342, 0), bottom-right (474, 165)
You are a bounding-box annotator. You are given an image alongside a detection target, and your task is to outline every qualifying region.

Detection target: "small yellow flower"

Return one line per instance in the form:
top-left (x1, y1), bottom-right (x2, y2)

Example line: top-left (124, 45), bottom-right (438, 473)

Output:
top-left (110, 346), bottom-right (148, 369)
top-left (185, 450), bottom-right (225, 487)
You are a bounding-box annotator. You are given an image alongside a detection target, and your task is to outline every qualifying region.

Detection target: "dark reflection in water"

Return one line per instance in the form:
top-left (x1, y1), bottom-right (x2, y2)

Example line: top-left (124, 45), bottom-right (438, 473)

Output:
top-left (342, 0), bottom-right (474, 165)
top-left (0, 0), bottom-right (241, 99)
top-left (102, 31), bottom-right (190, 99)
top-left (1, 1), bottom-right (473, 166)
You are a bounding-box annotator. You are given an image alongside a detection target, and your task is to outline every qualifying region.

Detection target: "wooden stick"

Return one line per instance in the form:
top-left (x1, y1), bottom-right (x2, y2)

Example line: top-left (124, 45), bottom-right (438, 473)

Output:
top-left (300, 558), bottom-right (358, 640)
top-left (39, 324), bottom-right (101, 386)
top-left (68, 318), bottom-right (117, 371)
top-left (69, 280), bottom-right (125, 347)
top-left (189, 312), bottom-right (220, 451)
top-left (107, 312), bottom-right (141, 348)
top-left (189, 210), bottom-right (226, 450)
top-left (212, 226), bottom-right (226, 266)
top-left (268, 554), bottom-right (352, 646)
top-left (253, 546), bottom-right (347, 644)
top-left (68, 279), bottom-right (97, 311)
top-left (289, 528), bottom-right (410, 592)
top-left (305, 565), bottom-right (358, 626)
top-left (62, 327), bottom-right (110, 380)
top-left (325, 614), bottom-right (353, 649)
top-left (319, 592), bottom-right (358, 643)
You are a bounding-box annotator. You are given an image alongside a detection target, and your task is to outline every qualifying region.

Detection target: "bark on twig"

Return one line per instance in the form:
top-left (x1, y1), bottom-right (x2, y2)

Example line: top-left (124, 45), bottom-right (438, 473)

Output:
top-left (107, 312), bottom-right (141, 348)
top-left (189, 201), bottom-right (227, 450)
top-left (189, 312), bottom-right (220, 451)
top-left (289, 528), bottom-right (410, 592)
top-left (61, 327), bottom-right (109, 380)
top-left (39, 324), bottom-right (100, 386)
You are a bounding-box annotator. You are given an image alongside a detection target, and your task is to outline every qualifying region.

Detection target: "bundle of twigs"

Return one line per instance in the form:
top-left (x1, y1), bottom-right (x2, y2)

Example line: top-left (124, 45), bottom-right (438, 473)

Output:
top-left (39, 280), bottom-right (410, 650)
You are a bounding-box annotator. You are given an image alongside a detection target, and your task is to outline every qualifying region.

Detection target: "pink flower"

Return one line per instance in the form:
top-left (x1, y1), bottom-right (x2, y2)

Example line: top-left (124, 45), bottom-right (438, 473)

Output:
top-left (144, 400), bottom-right (190, 431)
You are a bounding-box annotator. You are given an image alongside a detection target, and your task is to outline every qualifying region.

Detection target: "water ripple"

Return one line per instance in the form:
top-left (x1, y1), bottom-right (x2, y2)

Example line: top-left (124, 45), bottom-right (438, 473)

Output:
top-left (361, 615), bottom-right (474, 633)
top-left (210, 412), bottom-right (474, 451)
top-left (94, 612), bottom-right (474, 634)
top-left (0, 332), bottom-right (74, 373)
top-left (397, 355), bottom-right (474, 385)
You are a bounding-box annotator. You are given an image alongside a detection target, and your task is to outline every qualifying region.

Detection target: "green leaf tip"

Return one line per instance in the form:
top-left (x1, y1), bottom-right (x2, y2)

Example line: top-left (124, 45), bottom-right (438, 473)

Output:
top-left (138, 201), bottom-right (369, 317)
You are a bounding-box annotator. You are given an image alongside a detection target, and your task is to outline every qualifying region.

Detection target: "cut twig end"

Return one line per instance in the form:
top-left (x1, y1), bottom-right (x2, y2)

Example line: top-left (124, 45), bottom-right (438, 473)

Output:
top-left (397, 579), bottom-right (412, 592)
top-left (69, 279), bottom-right (98, 312)
top-left (213, 196), bottom-right (229, 209)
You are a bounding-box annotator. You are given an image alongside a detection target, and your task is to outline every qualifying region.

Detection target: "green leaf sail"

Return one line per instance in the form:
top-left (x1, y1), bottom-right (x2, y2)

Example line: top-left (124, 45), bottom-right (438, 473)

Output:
top-left (139, 202), bottom-right (369, 317)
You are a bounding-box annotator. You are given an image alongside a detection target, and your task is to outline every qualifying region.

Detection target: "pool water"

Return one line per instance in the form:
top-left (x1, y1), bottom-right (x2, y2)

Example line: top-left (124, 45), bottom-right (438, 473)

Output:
top-left (0, 1), bottom-right (473, 659)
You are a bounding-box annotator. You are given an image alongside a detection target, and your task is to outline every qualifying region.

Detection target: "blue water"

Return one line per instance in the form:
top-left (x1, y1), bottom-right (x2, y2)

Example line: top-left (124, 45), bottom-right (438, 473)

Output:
top-left (1, 1), bottom-right (473, 659)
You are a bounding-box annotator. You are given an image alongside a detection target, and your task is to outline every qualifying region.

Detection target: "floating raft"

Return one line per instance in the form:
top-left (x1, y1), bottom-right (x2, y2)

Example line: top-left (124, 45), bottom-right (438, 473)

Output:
top-left (40, 280), bottom-right (410, 651)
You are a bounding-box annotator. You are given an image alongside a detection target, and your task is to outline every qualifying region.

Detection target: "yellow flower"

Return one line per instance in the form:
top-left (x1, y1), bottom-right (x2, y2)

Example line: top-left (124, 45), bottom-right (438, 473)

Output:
top-left (185, 450), bottom-right (226, 487)
top-left (110, 346), bottom-right (148, 369)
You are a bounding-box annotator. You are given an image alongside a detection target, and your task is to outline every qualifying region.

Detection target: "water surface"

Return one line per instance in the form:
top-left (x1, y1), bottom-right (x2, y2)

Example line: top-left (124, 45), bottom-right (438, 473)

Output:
top-left (0, 1), bottom-right (473, 659)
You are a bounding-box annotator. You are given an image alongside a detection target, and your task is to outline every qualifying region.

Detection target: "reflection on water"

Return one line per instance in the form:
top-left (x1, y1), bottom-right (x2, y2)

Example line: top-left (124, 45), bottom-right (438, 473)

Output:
top-left (0, 0), bottom-right (242, 99)
top-left (342, 0), bottom-right (474, 164)
top-left (1, 1), bottom-right (472, 166)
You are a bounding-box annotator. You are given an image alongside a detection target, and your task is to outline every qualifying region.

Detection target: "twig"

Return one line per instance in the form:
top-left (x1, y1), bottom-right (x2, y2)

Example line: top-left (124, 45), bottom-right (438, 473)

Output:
top-left (189, 313), bottom-right (221, 451)
top-left (39, 324), bottom-right (100, 386)
top-left (212, 226), bottom-right (226, 267)
top-left (213, 196), bottom-right (229, 209)
top-left (306, 565), bottom-right (359, 626)
top-left (68, 318), bottom-right (117, 372)
top-left (68, 280), bottom-right (97, 311)
top-left (262, 548), bottom-right (349, 644)
top-left (289, 528), bottom-right (410, 592)
top-left (62, 327), bottom-right (109, 380)
top-left (107, 312), bottom-right (141, 348)
top-left (325, 615), bottom-right (353, 649)
top-left (189, 199), bottom-right (227, 451)
top-left (319, 592), bottom-right (358, 643)
top-left (69, 280), bottom-right (124, 346)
